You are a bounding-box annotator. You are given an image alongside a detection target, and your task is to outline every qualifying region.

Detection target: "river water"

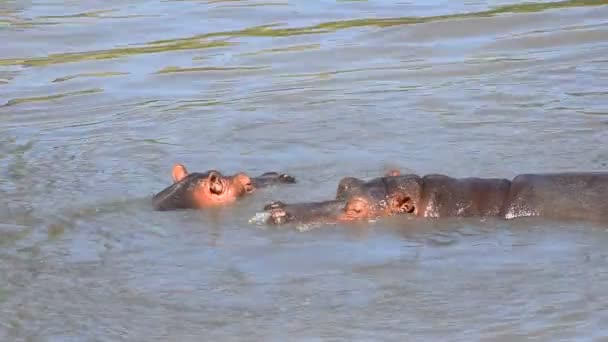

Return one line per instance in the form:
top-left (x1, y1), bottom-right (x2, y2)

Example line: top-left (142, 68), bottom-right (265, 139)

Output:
top-left (2, 0), bottom-right (608, 341)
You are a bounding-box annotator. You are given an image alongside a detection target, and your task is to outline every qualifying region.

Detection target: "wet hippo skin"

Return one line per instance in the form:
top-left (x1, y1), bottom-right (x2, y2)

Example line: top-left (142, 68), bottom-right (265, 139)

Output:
top-left (502, 173), bottom-right (608, 221)
top-left (261, 169), bottom-right (401, 224)
top-left (263, 172), bottom-right (608, 225)
top-left (153, 163), bottom-right (296, 211)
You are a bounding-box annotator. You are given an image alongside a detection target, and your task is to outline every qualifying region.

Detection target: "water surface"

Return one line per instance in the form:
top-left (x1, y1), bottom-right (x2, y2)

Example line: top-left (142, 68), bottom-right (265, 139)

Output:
top-left (1, 0), bottom-right (608, 340)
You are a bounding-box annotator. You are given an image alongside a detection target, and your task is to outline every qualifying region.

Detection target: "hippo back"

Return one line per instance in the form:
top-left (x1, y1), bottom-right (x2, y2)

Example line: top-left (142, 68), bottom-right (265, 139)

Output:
top-left (503, 172), bottom-right (608, 221)
top-left (420, 175), bottom-right (511, 218)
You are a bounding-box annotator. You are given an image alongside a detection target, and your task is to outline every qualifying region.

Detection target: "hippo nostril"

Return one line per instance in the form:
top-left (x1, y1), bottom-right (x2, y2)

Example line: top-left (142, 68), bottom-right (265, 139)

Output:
top-left (279, 174), bottom-right (296, 183)
top-left (269, 209), bottom-right (290, 225)
top-left (210, 183), bottom-right (223, 195)
top-left (264, 201), bottom-right (285, 211)
top-left (243, 182), bottom-right (254, 194)
top-left (206, 171), bottom-right (225, 195)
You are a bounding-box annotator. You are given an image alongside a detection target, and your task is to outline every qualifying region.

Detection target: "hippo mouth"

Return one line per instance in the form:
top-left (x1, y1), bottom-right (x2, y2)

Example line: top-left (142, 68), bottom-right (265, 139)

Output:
top-left (262, 200), bottom-right (348, 225)
top-left (263, 201), bottom-right (294, 225)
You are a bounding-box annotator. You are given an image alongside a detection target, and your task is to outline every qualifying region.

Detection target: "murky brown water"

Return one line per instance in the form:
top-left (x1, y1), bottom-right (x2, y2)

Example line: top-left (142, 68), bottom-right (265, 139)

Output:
top-left (2, 0), bottom-right (608, 340)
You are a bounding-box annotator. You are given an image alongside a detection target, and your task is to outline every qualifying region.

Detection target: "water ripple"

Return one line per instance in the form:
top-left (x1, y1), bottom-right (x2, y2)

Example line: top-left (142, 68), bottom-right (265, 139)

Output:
top-left (2, 0), bottom-right (608, 340)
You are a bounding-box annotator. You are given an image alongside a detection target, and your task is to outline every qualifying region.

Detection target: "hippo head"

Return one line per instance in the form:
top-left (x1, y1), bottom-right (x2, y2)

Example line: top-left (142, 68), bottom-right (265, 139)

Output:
top-left (263, 174), bottom-right (423, 225)
top-left (152, 164), bottom-right (254, 211)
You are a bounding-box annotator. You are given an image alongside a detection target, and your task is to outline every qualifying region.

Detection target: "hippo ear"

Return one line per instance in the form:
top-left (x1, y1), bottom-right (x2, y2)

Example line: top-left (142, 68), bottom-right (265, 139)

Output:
top-left (172, 163), bottom-right (189, 183)
top-left (385, 169), bottom-right (401, 177)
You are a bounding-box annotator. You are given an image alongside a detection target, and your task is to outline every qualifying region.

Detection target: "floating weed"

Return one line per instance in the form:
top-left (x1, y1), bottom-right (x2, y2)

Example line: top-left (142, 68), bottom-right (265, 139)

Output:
top-left (47, 224), bottom-right (66, 240)
top-left (279, 66), bottom-right (398, 79)
top-left (52, 71), bottom-right (129, 83)
top-left (165, 100), bottom-right (223, 112)
top-left (566, 91), bottom-right (608, 97)
top-left (239, 43), bottom-right (321, 57)
top-left (38, 9), bottom-right (115, 19)
top-left (155, 65), bottom-right (267, 74)
top-left (2, 139), bottom-right (35, 181)
top-left (138, 138), bottom-right (181, 146)
top-left (11, 140), bottom-right (35, 156)
top-left (0, 288), bottom-right (9, 303)
top-left (207, 0), bottom-right (243, 3)
top-left (38, 9), bottom-right (159, 20)
top-left (155, 0), bottom-right (608, 41)
top-left (0, 41), bottom-right (232, 67)
top-left (0, 17), bottom-right (59, 28)
top-left (0, 225), bottom-right (32, 247)
top-left (2, 88), bottom-right (103, 107)
top-left (219, 2), bottom-right (288, 8)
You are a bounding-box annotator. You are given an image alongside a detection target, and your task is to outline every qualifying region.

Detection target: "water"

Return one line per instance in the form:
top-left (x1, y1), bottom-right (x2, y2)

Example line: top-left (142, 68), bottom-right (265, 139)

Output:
top-left (2, 0), bottom-right (608, 340)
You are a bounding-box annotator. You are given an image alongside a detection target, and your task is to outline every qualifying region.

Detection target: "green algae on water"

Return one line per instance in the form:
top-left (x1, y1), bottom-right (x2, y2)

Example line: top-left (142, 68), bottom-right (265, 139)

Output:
top-left (0, 41), bottom-right (232, 67)
top-left (52, 72), bottom-right (128, 83)
top-left (0, 288), bottom-right (9, 303)
top-left (0, 0), bottom-right (605, 67)
top-left (239, 43), bottom-right (321, 57)
top-left (2, 88), bottom-right (103, 107)
top-left (156, 65), bottom-right (267, 74)
top-left (37, 9), bottom-right (115, 19)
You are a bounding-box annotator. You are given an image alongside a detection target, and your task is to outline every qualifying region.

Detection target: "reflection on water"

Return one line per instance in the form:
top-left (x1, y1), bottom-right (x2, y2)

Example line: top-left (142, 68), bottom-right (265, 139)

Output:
top-left (1, 0), bottom-right (608, 340)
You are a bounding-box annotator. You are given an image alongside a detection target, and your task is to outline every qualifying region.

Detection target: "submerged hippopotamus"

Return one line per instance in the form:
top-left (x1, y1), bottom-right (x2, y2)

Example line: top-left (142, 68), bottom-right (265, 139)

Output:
top-left (153, 163), bottom-right (295, 211)
top-left (263, 170), bottom-right (608, 225)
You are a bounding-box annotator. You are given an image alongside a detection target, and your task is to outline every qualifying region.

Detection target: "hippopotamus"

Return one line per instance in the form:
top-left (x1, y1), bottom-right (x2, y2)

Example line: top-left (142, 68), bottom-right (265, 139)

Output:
top-left (153, 163), bottom-right (296, 211)
top-left (263, 171), bottom-right (608, 225)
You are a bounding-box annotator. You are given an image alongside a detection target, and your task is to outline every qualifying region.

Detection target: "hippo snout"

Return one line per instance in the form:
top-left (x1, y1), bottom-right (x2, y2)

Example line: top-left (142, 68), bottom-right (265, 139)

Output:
top-left (266, 207), bottom-right (293, 225)
top-left (264, 201), bottom-right (286, 211)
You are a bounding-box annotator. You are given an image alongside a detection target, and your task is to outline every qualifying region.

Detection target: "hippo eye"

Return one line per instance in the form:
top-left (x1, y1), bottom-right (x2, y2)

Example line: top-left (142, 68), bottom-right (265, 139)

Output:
top-left (346, 207), bottom-right (362, 216)
top-left (338, 185), bottom-right (349, 193)
top-left (346, 203), bottom-right (365, 216)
